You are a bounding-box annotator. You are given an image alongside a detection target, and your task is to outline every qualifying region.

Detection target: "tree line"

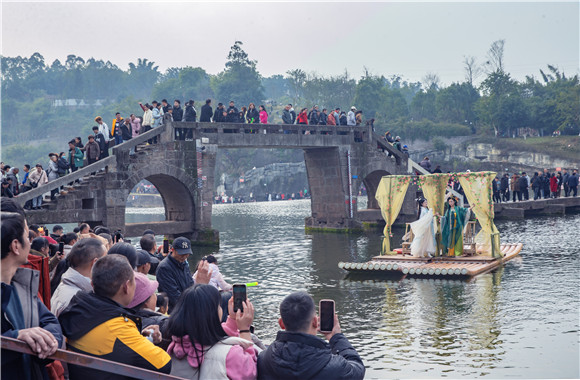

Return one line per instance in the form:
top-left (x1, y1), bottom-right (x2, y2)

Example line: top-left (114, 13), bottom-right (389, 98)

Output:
top-left (1, 40), bottom-right (578, 168)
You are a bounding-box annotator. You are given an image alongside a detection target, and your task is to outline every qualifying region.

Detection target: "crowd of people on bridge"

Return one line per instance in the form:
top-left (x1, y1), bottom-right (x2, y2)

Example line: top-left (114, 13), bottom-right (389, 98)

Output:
top-left (492, 168), bottom-right (578, 202)
top-left (1, 197), bottom-right (366, 380)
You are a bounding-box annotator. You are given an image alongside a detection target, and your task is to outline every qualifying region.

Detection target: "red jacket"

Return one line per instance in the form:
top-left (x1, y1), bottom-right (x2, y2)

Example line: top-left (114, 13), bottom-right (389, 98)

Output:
top-left (550, 176), bottom-right (558, 192)
top-left (297, 111), bottom-right (308, 124)
top-left (327, 113), bottom-right (336, 125)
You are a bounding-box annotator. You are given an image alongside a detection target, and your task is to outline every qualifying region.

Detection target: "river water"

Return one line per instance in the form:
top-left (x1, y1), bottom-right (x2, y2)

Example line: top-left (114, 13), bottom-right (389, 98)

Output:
top-left (126, 200), bottom-right (579, 379)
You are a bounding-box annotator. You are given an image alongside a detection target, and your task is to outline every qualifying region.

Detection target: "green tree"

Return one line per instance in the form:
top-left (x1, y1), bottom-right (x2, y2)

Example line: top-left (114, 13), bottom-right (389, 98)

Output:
top-left (211, 41), bottom-right (264, 105)
top-left (476, 70), bottom-right (529, 137)
top-left (152, 67), bottom-right (213, 103)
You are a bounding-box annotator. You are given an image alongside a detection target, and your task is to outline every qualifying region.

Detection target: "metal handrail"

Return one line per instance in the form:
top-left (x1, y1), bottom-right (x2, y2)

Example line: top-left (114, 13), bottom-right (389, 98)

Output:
top-left (1, 336), bottom-right (184, 380)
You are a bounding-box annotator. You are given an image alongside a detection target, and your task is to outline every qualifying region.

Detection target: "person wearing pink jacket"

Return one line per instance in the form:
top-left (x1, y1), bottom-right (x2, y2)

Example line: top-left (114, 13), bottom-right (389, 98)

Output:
top-left (167, 285), bottom-right (258, 380)
top-left (259, 105), bottom-right (268, 124)
top-left (130, 114), bottom-right (141, 137)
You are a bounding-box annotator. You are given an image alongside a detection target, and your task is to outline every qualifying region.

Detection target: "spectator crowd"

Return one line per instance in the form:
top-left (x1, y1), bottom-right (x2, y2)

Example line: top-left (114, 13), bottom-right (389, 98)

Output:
top-left (1, 197), bottom-right (366, 380)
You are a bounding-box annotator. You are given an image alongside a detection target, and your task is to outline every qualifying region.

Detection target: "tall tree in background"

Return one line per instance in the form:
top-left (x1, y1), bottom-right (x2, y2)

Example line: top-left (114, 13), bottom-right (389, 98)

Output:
top-left (211, 41), bottom-right (264, 105)
top-left (463, 56), bottom-right (482, 86)
top-left (485, 39), bottom-right (506, 73)
top-left (152, 67), bottom-right (214, 102)
top-left (127, 58), bottom-right (160, 99)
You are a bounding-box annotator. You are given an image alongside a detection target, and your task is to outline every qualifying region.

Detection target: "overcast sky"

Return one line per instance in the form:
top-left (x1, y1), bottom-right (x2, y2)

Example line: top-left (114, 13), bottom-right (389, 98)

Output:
top-left (2, 1), bottom-right (578, 86)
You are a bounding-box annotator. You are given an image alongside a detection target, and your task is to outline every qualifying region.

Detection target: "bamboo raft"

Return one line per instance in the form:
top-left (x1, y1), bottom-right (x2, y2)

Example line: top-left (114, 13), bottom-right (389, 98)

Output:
top-left (339, 243), bottom-right (523, 278)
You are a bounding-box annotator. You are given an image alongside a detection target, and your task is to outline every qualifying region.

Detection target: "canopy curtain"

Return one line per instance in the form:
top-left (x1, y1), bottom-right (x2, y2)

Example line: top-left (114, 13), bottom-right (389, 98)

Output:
top-left (457, 171), bottom-right (501, 257)
top-left (418, 174), bottom-right (450, 256)
top-left (375, 175), bottom-right (411, 254)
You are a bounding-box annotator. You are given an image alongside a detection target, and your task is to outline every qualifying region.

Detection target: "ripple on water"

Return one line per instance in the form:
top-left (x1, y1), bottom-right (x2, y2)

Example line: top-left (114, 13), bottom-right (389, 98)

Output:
top-left (128, 202), bottom-right (580, 379)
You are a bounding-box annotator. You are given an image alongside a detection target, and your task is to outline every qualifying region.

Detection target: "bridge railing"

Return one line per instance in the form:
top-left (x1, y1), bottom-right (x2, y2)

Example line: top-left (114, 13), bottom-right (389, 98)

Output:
top-left (165, 122), bottom-right (371, 143)
top-left (111, 124), bottom-right (167, 154)
top-left (1, 336), bottom-right (184, 380)
top-left (14, 156), bottom-right (116, 205)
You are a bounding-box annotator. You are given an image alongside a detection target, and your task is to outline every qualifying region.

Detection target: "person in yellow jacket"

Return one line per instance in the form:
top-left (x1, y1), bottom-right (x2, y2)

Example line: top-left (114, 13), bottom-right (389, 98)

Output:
top-left (59, 254), bottom-right (172, 379)
top-left (111, 112), bottom-right (124, 146)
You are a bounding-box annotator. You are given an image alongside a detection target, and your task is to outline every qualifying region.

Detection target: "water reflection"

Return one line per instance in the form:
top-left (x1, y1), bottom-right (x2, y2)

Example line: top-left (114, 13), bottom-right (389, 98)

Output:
top-left (126, 200), bottom-right (579, 378)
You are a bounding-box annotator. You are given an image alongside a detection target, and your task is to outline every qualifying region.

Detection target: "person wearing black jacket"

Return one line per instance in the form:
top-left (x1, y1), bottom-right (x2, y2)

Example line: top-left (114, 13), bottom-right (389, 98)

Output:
top-left (258, 291), bottom-right (365, 380)
top-left (227, 101), bottom-right (239, 116)
top-left (318, 108), bottom-right (328, 126)
top-left (542, 170), bottom-right (551, 199)
top-left (246, 103), bottom-right (259, 124)
top-left (172, 100), bottom-right (183, 122)
top-left (492, 177), bottom-right (500, 203)
top-left (308, 106), bottom-right (319, 125)
top-left (568, 170), bottom-right (578, 197)
top-left (92, 126), bottom-right (107, 158)
top-left (500, 174), bottom-right (509, 202)
top-left (213, 103), bottom-right (225, 122)
top-left (518, 173), bottom-right (529, 201)
top-left (531, 172), bottom-right (541, 200)
top-left (200, 99), bottom-right (213, 122)
top-left (121, 119), bottom-right (132, 142)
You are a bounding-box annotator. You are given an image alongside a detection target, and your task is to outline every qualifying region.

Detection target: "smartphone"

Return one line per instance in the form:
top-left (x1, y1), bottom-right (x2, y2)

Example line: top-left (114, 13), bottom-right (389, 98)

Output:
top-left (163, 240), bottom-right (169, 254)
top-left (319, 299), bottom-right (335, 333)
top-left (58, 242), bottom-right (64, 254)
top-left (44, 228), bottom-right (48, 236)
top-left (233, 284), bottom-right (247, 313)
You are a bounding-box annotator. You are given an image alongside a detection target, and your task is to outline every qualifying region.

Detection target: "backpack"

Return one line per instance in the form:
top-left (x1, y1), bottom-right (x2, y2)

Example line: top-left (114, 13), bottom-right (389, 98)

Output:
top-left (57, 157), bottom-right (70, 172)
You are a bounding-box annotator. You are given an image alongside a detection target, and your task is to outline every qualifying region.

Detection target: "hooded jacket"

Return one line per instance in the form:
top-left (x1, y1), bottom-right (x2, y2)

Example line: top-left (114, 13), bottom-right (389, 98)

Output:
top-left (257, 331), bottom-right (365, 380)
top-left (58, 291), bottom-right (171, 379)
top-left (50, 267), bottom-right (92, 317)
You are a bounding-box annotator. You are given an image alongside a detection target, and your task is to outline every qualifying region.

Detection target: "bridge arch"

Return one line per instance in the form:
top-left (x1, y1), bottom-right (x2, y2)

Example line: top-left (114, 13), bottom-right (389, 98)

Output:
top-left (362, 169), bottom-right (391, 209)
top-left (122, 166), bottom-right (198, 237)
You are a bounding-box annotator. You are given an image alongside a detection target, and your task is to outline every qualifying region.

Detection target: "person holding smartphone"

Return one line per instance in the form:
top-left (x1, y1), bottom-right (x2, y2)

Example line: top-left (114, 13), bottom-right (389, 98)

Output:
top-left (257, 291), bottom-right (365, 380)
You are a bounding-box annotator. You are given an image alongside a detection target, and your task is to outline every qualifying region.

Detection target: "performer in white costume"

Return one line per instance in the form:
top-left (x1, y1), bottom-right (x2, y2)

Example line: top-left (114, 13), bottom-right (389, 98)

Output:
top-left (409, 197), bottom-right (437, 257)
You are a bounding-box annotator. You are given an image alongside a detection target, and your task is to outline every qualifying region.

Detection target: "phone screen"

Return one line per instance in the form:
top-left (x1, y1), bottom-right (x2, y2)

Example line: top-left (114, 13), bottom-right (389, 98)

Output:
top-left (163, 240), bottom-right (169, 254)
top-left (233, 284), bottom-right (246, 313)
top-left (58, 242), bottom-right (64, 254)
top-left (319, 300), bottom-right (335, 332)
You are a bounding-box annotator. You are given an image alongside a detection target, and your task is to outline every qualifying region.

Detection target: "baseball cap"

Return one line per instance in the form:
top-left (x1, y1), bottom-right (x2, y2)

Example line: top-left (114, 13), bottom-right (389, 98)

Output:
top-left (136, 249), bottom-right (159, 267)
top-left (172, 237), bottom-right (192, 255)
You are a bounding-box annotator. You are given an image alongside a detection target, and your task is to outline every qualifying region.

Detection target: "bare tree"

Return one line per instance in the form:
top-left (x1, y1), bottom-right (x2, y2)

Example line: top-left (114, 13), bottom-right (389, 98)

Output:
top-left (463, 56), bottom-right (482, 86)
top-left (485, 39), bottom-right (506, 73)
top-left (422, 72), bottom-right (440, 90)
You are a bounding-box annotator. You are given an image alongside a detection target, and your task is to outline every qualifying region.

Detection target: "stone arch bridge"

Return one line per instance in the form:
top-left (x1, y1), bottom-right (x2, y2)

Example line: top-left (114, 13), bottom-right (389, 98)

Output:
top-left (17, 122), bottom-right (421, 245)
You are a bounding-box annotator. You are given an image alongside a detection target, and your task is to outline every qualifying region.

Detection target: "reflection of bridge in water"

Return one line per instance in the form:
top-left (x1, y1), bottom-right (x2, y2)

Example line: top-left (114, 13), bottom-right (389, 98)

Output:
top-left (18, 122), bottom-right (421, 244)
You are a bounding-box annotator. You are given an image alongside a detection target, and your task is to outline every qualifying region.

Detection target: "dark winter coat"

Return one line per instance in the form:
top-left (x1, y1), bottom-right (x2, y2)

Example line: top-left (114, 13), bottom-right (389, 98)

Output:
top-left (568, 173), bottom-right (579, 187)
top-left (184, 105), bottom-right (197, 122)
top-left (155, 254), bottom-right (194, 311)
top-left (246, 108), bottom-right (259, 123)
top-left (213, 107), bottom-right (225, 122)
top-left (200, 104), bottom-right (213, 122)
top-left (172, 105), bottom-right (183, 122)
top-left (258, 331), bottom-right (365, 380)
top-left (500, 177), bottom-right (509, 191)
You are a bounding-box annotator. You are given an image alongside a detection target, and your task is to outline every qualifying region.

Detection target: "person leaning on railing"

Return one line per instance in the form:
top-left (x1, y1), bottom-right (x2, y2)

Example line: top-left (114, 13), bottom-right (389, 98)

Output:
top-left (2, 212), bottom-right (64, 380)
top-left (58, 254), bottom-right (172, 379)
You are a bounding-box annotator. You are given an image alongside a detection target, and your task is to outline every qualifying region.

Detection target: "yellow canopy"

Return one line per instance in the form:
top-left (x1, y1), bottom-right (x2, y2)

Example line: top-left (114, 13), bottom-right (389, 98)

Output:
top-left (375, 175), bottom-right (411, 254)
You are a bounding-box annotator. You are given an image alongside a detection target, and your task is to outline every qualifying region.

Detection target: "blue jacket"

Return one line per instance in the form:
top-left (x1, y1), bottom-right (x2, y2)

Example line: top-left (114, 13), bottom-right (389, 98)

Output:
top-left (568, 174), bottom-right (579, 187)
top-left (258, 331), bottom-right (365, 380)
top-left (155, 254), bottom-right (194, 311)
top-left (1, 268), bottom-right (64, 380)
